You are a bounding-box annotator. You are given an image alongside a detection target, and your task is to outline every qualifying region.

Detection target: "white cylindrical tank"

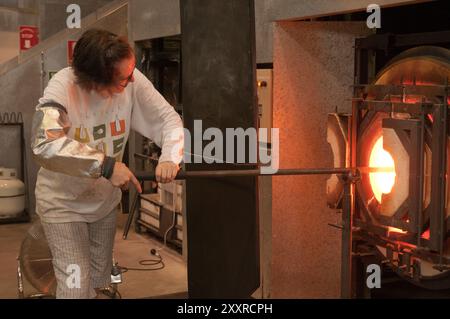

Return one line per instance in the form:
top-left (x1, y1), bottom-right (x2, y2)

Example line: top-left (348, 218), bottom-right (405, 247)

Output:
top-left (0, 168), bottom-right (25, 217)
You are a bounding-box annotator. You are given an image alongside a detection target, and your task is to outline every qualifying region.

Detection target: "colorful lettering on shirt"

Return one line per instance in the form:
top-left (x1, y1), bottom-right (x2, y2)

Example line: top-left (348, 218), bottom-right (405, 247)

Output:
top-left (110, 119), bottom-right (126, 136)
top-left (94, 141), bottom-right (107, 153)
top-left (74, 127), bottom-right (90, 143)
top-left (93, 124), bottom-right (106, 140)
top-left (113, 137), bottom-right (125, 154)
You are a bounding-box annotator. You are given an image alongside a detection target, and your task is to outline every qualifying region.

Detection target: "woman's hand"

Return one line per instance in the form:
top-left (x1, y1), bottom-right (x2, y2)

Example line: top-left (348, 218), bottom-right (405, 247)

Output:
top-left (109, 162), bottom-right (142, 193)
top-left (156, 161), bottom-right (179, 183)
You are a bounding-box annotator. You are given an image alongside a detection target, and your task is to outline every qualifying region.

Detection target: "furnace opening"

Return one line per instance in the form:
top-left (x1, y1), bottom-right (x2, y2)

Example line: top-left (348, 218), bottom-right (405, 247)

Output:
top-left (369, 137), bottom-right (396, 202)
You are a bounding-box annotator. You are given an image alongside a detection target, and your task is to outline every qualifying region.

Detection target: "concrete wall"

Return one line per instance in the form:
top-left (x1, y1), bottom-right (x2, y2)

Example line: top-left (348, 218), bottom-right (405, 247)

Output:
top-left (0, 0), bottom-right (127, 217)
top-left (0, 5), bottom-right (39, 64)
top-left (0, 31), bottom-right (19, 64)
top-left (254, 0), bottom-right (272, 64)
top-left (272, 21), bottom-right (370, 298)
top-left (129, 0), bottom-right (180, 41)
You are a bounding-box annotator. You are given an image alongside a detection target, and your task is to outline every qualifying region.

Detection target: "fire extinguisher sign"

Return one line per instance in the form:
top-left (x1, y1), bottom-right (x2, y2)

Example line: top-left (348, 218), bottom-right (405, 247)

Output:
top-left (19, 26), bottom-right (39, 51)
top-left (67, 40), bottom-right (77, 66)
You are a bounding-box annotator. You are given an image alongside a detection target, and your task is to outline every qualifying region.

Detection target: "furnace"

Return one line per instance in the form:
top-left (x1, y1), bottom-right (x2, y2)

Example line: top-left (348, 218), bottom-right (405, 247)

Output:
top-left (328, 38), bottom-right (450, 294)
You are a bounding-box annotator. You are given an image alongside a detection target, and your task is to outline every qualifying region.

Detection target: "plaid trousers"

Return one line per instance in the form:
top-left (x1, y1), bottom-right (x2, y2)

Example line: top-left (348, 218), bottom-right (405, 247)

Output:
top-left (41, 206), bottom-right (118, 299)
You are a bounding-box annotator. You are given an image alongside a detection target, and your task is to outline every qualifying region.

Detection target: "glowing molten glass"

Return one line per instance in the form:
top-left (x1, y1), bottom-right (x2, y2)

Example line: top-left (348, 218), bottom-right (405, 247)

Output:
top-left (369, 137), bottom-right (396, 202)
top-left (388, 226), bottom-right (407, 235)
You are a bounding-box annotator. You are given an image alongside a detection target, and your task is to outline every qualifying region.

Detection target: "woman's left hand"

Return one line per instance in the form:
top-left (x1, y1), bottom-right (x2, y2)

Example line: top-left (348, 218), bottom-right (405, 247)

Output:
top-left (155, 161), bottom-right (180, 183)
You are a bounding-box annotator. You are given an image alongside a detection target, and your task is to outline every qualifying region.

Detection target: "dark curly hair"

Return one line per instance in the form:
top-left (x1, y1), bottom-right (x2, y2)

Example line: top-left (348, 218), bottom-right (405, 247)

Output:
top-left (72, 29), bottom-right (133, 90)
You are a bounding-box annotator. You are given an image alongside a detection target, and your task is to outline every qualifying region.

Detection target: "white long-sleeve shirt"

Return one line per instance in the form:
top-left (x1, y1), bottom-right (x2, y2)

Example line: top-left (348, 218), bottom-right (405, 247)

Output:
top-left (33, 67), bottom-right (184, 223)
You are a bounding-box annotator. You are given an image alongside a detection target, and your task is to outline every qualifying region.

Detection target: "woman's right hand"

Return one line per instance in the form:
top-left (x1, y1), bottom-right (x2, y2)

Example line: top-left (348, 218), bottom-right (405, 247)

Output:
top-left (109, 162), bottom-right (142, 193)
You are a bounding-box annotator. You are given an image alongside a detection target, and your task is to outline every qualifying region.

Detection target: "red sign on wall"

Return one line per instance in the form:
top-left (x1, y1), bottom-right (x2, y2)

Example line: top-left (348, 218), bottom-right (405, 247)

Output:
top-left (19, 26), bottom-right (39, 51)
top-left (67, 40), bottom-right (77, 66)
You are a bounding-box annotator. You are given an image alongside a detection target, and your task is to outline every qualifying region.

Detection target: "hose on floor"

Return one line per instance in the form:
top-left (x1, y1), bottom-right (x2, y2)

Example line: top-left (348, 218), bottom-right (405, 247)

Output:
top-left (117, 249), bottom-right (165, 272)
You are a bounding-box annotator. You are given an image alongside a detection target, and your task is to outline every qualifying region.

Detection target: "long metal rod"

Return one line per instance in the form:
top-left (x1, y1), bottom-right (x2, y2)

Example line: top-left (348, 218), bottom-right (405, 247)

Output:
top-left (417, 102), bottom-right (425, 246)
top-left (430, 103), bottom-right (446, 251)
top-left (341, 178), bottom-right (354, 299)
top-left (439, 84), bottom-right (448, 265)
top-left (133, 167), bottom-right (394, 181)
top-left (134, 168), bottom-right (352, 181)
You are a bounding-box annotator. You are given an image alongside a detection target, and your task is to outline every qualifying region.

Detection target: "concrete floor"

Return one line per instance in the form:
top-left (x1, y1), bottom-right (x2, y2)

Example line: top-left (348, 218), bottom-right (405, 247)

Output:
top-left (0, 211), bottom-right (188, 299)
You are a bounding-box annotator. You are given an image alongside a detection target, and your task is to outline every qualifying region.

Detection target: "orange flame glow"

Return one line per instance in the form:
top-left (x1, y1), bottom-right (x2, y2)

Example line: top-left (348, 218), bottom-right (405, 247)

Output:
top-left (388, 226), bottom-right (407, 235)
top-left (369, 137), bottom-right (396, 203)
